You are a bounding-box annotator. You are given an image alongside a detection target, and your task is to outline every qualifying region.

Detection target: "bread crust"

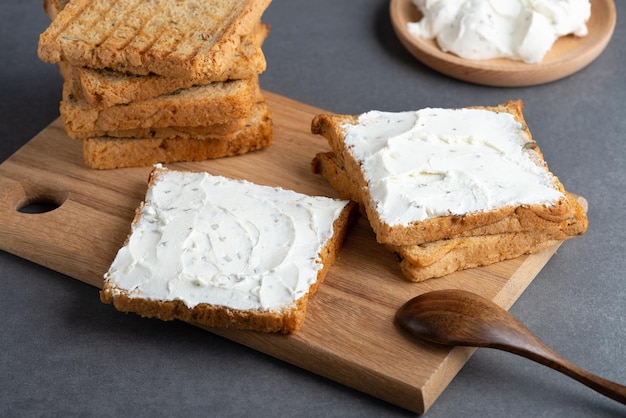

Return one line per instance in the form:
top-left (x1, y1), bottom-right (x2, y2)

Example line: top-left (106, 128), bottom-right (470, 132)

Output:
top-left (396, 235), bottom-right (562, 282)
top-left (83, 100), bottom-right (273, 169)
top-left (66, 91), bottom-right (269, 140)
top-left (70, 118), bottom-right (249, 140)
top-left (72, 24), bottom-right (269, 109)
top-left (61, 73), bottom-right (258, 134)
top-left (391, 231), bottom-right (557, 269)
top-left (100, 168), bottom-right (359, 333)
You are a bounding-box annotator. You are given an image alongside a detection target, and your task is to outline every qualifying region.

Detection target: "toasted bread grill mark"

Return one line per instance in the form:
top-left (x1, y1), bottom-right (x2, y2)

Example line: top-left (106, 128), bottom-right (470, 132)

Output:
top-left (105, 8), bottom-right (149, 51)
top-left (132, 14), bottom-right (178, 62)
top-left (68, 0), bottom-right (126, 47)
top-left (40, 0), bottom-right (271, 77)
top-left (95, 0), bottom-right (164, 68)
top-left (163, 2), bottom-right (245, 62)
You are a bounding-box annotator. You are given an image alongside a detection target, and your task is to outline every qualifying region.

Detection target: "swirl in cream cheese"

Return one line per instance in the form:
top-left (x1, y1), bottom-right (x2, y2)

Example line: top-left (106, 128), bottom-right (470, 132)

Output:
top-left (105, 170), bottom-right (350, 311)
top-left (407, 0), bottom-right (591, 63)
top-left (342, 107), bottom-right (564, 226)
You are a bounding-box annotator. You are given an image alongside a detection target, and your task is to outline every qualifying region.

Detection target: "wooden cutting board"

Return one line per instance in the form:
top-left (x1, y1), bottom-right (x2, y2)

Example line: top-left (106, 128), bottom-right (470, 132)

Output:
top-left (0, 91), bottom-right (585, 414)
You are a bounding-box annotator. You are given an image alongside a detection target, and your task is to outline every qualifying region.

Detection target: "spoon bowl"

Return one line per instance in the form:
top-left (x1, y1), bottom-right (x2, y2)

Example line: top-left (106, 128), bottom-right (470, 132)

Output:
top-left (396, 289), bottom-right (626, 405)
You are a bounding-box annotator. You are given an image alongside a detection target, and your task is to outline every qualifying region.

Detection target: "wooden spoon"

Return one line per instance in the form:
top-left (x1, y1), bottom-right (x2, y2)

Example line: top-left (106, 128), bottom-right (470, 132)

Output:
top-left (395, 289), bottom-right (626, 405)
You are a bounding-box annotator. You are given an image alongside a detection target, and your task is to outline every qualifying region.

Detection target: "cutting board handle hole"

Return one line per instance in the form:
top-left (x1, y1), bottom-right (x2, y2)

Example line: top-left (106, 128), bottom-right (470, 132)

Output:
top-left (14, 185), bottom-right (68, 214)
top-left (18, 198), bottom-right (63, 214)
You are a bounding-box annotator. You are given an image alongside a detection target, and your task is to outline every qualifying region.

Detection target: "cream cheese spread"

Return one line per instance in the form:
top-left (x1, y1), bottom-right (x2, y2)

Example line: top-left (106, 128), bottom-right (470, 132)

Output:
top-left (407, 0), bottom-right (591, 63)
top-left (342, 107), bottom-right (564, 226)
top-left (104, 169), bottom-right (350, 311)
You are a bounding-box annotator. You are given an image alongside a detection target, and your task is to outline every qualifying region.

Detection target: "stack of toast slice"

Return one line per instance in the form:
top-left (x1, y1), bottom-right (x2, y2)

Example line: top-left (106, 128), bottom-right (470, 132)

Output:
top-left (311, 101), bottom-right (588, 281)
top-left (39, 0), bottom-right (273, 169)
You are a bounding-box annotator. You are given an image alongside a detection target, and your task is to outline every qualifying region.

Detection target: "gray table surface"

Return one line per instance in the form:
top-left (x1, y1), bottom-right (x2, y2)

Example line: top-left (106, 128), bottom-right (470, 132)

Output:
top-left (1, 1), bottom-right (624, 417)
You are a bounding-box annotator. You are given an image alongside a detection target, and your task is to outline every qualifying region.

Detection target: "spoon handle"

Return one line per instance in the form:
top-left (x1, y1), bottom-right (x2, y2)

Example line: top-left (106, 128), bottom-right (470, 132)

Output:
top-left (396, 289), bottom-right (626, 405)
top-left (493, 323), bottom-right (626, 405)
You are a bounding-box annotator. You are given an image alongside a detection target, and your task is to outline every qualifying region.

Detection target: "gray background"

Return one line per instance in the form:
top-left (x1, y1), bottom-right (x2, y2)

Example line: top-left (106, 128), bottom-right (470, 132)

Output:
top-left (1, 1), bottom-right (624, 417)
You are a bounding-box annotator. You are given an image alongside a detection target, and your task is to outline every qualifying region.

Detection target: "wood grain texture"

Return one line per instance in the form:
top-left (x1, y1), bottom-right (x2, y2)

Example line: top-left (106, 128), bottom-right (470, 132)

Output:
top-left (0, 91), bottom-right (585, 414)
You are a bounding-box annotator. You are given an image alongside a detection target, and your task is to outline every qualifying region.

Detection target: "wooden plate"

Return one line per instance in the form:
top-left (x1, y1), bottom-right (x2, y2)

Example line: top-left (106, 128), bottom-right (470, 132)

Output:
top-left (390, 0), bottom-right (616, 87)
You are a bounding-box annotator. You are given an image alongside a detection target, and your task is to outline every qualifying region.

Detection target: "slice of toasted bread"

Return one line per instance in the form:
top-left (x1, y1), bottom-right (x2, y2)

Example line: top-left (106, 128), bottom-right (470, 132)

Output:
top-left (312, 150), bottom-right (587, 281)
top-left (69, 116), bottom-right (249, 140)
top-left (312, 151), bottom-right (588, 245)
top-left (83, 98), bottom-right (273, 169)
top-left (69, 93), bottom-right (269, 139)
top-left (60, 71), bottom-right (258, 135)
top-left (100, 166), bottom-right (358, 333)
top-left (71, 23), bottom-right (269, 109)
top-left (39, 0), bottom-right (272, 78)
top-left (389, 213), bottom-right (584, 270)
top-left (311, 101), bottom-right (574, 246)
top-left (395, 234), bottom-right (563, 282)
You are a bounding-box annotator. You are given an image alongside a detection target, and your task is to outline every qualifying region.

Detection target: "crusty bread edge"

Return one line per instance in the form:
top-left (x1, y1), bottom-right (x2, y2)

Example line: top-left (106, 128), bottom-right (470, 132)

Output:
top-left (74, 23), bottom-right (270, 109)
top-left (396, 236), bottom-right (562, 282)
top-left (82, 100), bottom-right (273, 169)
top-left (61, 76), bottom-right (259, 134)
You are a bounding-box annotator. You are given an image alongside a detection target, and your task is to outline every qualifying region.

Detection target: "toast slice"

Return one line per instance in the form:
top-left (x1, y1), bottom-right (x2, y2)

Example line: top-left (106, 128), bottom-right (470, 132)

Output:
top-left (395, 234), bottom-right (563, 282)
top-left (83, 98), bottom-right (273, 169)
top-left (311, 101), bottom-right (574, 246)
top-left (100, 166), bottom-right (358, 333)
top-left (69, 117), bottom-right (249, 140)
top-left (389, 193), bottom-right (587, 269)
top-left (311, 151), bottom-right (588, 244)
top-left (312, 150), bottom-right (587, 281)
top-left (60, 73), bottom-right (258, 135)
top-left (71, 92), bottom-right (269, 140)
top-left (70, 23), bottom-right (269, 109)
top-left (39, 0), bottom-right (272, 78)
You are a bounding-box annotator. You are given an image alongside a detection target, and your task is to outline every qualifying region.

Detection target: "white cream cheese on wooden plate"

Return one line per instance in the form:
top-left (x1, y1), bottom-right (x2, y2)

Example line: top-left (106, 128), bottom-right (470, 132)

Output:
top-left (407, 0), bottom-right (591, 63)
